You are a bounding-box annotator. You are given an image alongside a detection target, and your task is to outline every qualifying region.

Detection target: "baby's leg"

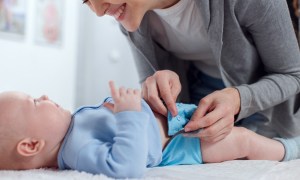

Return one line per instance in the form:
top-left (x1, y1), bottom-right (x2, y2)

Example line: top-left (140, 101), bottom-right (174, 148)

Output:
top-left (201, 127), bottom-right (285, 163)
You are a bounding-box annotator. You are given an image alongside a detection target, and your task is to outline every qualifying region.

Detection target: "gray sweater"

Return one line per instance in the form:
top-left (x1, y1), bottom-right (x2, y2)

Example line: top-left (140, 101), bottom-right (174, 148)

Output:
top-left (121, 0), bottom-right (300, 138)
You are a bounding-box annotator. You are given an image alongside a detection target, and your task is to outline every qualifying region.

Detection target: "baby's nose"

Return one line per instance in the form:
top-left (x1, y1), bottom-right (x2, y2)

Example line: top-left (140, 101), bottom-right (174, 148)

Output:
top-left (40, 95), bottom-right (49, 101)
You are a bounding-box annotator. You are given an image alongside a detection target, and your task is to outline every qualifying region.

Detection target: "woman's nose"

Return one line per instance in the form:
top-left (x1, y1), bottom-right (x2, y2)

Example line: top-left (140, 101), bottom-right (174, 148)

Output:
top-left (90, 1), bottom-right (110, 17)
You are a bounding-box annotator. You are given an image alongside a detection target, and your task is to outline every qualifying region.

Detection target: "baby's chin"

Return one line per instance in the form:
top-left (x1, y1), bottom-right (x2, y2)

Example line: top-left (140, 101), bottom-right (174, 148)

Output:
top-left (66, 110), bottom-right (72, 120)
top-left (62, 109), bottom-right (72, 123)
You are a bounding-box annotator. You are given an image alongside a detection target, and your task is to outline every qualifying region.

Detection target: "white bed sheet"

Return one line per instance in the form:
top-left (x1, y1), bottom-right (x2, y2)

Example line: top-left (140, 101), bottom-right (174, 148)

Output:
top-left (1, 160), bottom-right (300, 180)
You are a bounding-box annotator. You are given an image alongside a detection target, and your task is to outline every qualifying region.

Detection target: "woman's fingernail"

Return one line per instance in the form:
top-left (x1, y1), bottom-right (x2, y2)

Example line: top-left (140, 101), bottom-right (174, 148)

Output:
top-left (185, 127), bottom-right (190, 132)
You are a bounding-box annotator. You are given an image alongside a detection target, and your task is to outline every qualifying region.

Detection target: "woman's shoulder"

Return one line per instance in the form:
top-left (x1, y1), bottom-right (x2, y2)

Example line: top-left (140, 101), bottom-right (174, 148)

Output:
top-left (224, 0), bottom-right (287, 24)
top-left (228, 0), bottom-right (286, 13)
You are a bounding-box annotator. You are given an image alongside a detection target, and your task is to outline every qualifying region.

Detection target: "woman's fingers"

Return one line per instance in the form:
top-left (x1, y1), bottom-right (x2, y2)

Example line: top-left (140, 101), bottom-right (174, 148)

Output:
top-left (184, 88), bottom-right (239, 142)
top-left (143, 77), bottom-right (168, 116)
top-left (185, 104), bottom-right (226, 134)
top-left (201, 122), bottom-right (234, 142)
top-left (156, 75), bottom-right (179, 117)
top-left (184, 119), bottom-right (233, 143)
top-left (142, 70), bottom-right (181, 117)
top-left (185, 98), bottom-right (212, 131)
top-left (185, 107), bottom-right (234, 141)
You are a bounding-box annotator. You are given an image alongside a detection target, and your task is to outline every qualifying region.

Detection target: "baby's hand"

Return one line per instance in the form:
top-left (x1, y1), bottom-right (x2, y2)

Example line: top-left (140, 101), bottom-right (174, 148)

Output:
top-left (109, 81), bottom-right (141, 113)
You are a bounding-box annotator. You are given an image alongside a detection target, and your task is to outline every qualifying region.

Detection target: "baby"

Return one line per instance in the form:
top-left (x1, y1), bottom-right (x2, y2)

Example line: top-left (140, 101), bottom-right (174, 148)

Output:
top-left (0, 81), bottom-right (285, 178)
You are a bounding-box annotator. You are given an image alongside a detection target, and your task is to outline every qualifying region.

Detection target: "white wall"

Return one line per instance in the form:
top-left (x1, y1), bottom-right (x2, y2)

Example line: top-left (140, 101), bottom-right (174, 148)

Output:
top-left (75, 6), bottom-right (139, 107)
top-left (0, 0), bottom-right (79, 111)
top-left (0, 0), bottom-right (139, 111)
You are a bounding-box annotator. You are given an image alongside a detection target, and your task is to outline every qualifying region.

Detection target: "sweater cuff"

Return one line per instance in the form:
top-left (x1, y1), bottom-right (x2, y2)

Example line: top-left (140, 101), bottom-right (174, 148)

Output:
top-left (234, 85), bottom-right (253, 122)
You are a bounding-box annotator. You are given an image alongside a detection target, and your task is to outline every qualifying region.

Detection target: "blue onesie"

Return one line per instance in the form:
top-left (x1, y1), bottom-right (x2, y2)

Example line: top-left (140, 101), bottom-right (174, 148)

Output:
top-left (57, 98), bottom-right (202, 178)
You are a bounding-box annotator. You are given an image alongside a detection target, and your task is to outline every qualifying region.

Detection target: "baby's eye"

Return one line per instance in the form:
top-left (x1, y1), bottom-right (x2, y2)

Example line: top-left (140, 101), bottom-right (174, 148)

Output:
top-left (82, 0), bottom-right (88, 4)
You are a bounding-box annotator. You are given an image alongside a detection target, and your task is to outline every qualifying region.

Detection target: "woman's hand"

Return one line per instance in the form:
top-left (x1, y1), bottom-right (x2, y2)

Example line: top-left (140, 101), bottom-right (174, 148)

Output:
top-left (107, 81), bottom-right (142, 113)
top-left (184, 87), bottom-right (241, 142)
top-left (142, 70), bottom-right (181, 117)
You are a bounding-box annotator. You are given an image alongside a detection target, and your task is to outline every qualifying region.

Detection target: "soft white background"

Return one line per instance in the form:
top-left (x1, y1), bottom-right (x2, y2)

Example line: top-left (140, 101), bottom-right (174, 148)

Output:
top-left (0, 0), bottom-right (139, 111)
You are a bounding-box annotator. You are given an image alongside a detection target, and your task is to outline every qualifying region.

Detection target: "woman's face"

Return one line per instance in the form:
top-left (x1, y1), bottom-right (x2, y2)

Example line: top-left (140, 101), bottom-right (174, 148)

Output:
top-left (83, 0), bottom-right (176, 32)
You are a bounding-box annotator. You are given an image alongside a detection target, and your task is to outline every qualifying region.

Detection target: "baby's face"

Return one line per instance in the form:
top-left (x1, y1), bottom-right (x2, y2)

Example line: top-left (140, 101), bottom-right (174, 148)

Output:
top-left (0, 92), bottom-right (72, 148)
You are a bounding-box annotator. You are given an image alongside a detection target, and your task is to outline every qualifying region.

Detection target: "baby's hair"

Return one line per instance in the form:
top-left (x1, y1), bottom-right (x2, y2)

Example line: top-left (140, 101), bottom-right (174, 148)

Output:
top-left (0, 116), bottom-right (29, 170)
top-left (0, 123), bottom-right (17, 170)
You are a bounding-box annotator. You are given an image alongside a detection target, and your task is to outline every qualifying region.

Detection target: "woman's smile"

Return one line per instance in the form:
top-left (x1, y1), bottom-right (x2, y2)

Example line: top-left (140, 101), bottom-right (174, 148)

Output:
top-left (106, 3), bottom-right (126, 21)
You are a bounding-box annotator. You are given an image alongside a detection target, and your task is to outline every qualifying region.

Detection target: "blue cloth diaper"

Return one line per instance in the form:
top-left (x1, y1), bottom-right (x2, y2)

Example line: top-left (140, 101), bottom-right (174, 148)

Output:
top-left (159, 103), bottom-right (202, 166)
top-left (167, 103), bottom-right (197, 136)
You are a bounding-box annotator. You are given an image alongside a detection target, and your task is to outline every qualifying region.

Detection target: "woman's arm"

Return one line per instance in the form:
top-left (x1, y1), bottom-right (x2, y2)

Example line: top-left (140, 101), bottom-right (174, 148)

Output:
top-left (185, 0), bottom-right (300, 142)
top-left (235, 0), bottom-right (300, 119)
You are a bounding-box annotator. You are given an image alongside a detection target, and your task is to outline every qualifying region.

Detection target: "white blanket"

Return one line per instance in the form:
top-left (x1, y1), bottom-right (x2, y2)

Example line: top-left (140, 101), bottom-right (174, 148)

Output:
top-left (1, 160), bottom-right (300, 180)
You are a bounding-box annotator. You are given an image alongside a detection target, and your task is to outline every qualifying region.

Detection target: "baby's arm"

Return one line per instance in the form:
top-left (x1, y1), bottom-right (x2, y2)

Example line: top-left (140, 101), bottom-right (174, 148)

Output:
top-left (99, 81), bottom-right (147, 178)
top-left (201, 127), bottom-right (285, 163)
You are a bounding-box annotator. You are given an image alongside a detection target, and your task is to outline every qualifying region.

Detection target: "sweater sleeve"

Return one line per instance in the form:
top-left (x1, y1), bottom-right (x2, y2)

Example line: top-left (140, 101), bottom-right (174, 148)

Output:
top-left (235, 0), bottom-right (300, 120)
top-left (76, 111), bottom-right (150, 179)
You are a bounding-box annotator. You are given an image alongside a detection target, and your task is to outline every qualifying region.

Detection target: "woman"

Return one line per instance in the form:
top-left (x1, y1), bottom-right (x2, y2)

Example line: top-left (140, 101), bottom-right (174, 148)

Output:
top-left (83, 0), bottom-right (300, 161)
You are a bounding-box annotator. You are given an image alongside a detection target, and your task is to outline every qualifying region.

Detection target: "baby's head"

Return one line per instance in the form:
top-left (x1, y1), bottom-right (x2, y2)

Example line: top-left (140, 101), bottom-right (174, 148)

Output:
top-left (0, 91), bottom-right (71, 170)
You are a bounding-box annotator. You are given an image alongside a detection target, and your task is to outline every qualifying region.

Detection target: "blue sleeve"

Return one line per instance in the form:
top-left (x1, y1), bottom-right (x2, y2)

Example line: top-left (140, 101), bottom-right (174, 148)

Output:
top-left (76, 111), bottom-right (150, 179)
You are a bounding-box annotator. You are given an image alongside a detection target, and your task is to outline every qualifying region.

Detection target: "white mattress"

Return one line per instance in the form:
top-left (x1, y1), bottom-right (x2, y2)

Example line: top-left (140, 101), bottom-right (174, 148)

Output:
top-left (1, 160), bottom-right (300, 180)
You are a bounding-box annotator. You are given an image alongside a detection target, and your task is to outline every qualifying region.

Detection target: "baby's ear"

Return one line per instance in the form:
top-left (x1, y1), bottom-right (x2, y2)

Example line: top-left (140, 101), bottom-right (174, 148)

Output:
top-left (16, 138), bottom-right (45, 157)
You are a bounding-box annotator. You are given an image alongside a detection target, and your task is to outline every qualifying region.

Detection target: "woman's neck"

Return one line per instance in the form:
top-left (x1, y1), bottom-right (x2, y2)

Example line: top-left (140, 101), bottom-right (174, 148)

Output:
top-left (154, 0), bottom-right (179, 9)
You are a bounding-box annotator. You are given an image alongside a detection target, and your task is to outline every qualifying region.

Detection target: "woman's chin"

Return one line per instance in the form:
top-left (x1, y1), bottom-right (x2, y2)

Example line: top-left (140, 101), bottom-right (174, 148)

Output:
top-left (125, 26), bottom-right (139, 32)
top-left (121, 21), bottom-right (140, 32)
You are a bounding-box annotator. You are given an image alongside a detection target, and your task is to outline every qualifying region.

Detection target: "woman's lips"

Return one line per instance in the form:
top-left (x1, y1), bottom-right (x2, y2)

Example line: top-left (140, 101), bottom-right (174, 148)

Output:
top-left (106, 4), bottom-right (126, 20)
